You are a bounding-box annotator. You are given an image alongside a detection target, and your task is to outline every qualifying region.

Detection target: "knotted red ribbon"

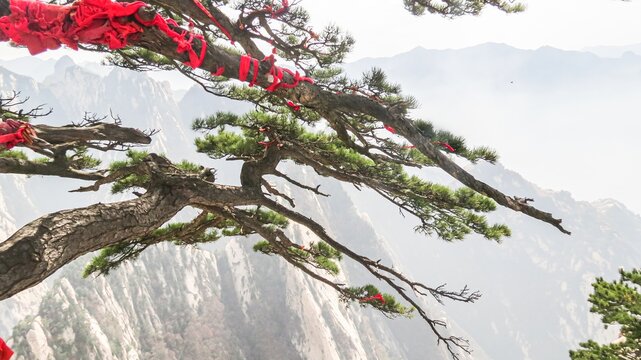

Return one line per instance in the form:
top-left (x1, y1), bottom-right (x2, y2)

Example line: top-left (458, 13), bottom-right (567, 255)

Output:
top-left (134, 14), bottom-right (207, 69)
top-left (238, 54), bottom-right (260, 87)
top-left (0, 0), bottom-right (208, 68)
top-left (237, 49), bottom-right (313, 93)
top-left (0, 120), bottom-right (36, 150)
top-left (212, 66), bottom-right (225, 77)
top-left (270, 0), bottom-right (289, 18)
top-left (360, 293), bottom-right (385, 304)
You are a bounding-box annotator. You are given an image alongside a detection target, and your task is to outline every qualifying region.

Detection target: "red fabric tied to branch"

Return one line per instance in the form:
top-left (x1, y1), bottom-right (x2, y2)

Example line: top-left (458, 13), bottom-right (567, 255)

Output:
top-left (0, 120), bottom-right (35, 150)
top-left (360, 293), bottom-right (385, 304)
top-left (435, 141), bottom-right (455, 152)
top-left (0, 0), bottom-right (207, 68)
top-left (286, 100), bottom-right (300, 111)
top-left (238, 54), bottom-right (260, 87)
top-left (270, 0), bottom-right (289, 18)
top-left (383, 124), bottom-right (396, 134)
top-left (0, 337), bottom-right (13, 360)
top-left (0, 0), bottom-right (146, 55)
top-left (191, 0), bottom-right (234, 43)
top-left (133, 14), bottom-right (207, 69)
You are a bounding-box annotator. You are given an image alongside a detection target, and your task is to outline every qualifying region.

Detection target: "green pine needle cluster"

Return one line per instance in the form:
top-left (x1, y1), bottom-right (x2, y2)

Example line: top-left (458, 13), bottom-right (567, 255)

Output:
top-left (109, 150), bottom-right (151, 194)
top-left (253, 240), bottom-right (343, 275)
top-left (404, 0), bottom-right (525, 17)
top-left (194, 111), bottom-right (509, 241)
top-left (344, 284), bottom-right (415, 317)
top-left (0, 149), bottom-right (27, 160)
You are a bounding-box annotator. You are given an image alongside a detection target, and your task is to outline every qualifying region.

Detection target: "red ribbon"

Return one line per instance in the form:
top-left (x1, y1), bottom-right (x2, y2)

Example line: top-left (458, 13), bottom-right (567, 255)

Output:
top-left (360, 293), bottom-right (385, 304)
top-left (435, 141), bottom-right (455, 152)
top-left (258, 140), bottom-right (275, 148)
top-left (134, 14), bottom-right (207, 69)
top-left (271, 0), bottom-right (289, 18)
top-left (191, 0), bottom-right (234, 44)
top-left (238, 54), bottom-right (260, 87)
top-left (212, 66), bottom-right (225, 77)
top-left (384, 124), bottom-right (396, 134)
top-left (286, 100), bottom-right (301, 111)
top-left (0, 0), bottom-right (208, 68)
top-left (0, 337), bottom-right (13, 360)
top-left (0, 121), bottom-right (34, 150)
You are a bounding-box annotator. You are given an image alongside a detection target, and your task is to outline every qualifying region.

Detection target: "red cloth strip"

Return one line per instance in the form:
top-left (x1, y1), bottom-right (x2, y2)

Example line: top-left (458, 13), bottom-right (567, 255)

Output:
top-left (258, 140), bottom-right (277, 149)
top-left (435, 141), bottom-right (455, 152)
top-left (249, 57), bottom-right (260, 87)
top-left (0, 337), bottom-right (13, 360)
top-left (212, 66), bottom-right (225, 76)
top-left (384, 124), bottom-right (396, 134)
top-left (238, 55), bottom-right (262, 87)
top-left (191, 0), bottom-right (234, 44)
top-left (0, 0), bottom-right (207, 68)
top-left (239, 54), bottom-right (252, 81)
top-left (271, 0), bottom-right (289, 18)
top-left (286, 100), bottom-right (300, 111)
top-left (134, 13), bottom-right (207, 69)
top-left (360, 293), bottom-right (385, 304)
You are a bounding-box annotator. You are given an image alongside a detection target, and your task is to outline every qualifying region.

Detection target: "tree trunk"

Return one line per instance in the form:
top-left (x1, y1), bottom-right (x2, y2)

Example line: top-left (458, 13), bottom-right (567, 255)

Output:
top-left (0, 189), bottom-right (185, 300)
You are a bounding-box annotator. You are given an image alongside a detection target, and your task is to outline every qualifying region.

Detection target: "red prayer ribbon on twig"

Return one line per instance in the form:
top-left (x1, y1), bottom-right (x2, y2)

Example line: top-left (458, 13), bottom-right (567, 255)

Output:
top-left (286, 100), bottom-right (301, 111)
top-left (360, 293), bottom-right (385, 304)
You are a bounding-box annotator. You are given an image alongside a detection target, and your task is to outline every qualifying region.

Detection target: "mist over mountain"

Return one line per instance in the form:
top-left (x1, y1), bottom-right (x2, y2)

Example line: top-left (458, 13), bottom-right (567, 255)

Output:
top-left (346, 43), bottom-right (641, 216)
top-left (1, 44), bottom-right (641, 359)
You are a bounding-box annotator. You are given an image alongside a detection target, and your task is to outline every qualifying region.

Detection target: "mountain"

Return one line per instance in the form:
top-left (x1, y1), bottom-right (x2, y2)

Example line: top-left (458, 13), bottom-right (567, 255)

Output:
top-left (346, 43), bottom-right (641, 216)
top-left (7, 167), bottom-right (457, 360)
top-left (347, 161), bottom-right (641, 359)
top-left (584, 43), bottom-right (641, 58)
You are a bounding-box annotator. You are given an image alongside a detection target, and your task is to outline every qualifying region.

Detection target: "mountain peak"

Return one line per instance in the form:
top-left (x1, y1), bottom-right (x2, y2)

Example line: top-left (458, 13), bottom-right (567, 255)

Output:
top-left (54, 55), bottom-right (76, 72)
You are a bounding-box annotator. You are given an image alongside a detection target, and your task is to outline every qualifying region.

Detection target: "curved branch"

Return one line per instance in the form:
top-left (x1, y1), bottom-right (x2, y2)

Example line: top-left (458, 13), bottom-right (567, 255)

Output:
top-left (0, 157), bottom-right (103, 180)
top-left (34, 123), bottom-right (151, 145)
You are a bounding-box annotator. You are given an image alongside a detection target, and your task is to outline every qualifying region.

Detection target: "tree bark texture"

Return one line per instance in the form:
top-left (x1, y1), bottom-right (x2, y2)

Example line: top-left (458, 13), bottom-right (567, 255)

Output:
top-left (0, 188), bottom-right (185, 300)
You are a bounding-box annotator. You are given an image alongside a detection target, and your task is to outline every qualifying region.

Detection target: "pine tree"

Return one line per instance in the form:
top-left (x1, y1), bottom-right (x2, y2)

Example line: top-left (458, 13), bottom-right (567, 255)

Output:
top-left (570, 269), bottom-right (641, 359)
top-left (0, 1), bottom-right (570, 358)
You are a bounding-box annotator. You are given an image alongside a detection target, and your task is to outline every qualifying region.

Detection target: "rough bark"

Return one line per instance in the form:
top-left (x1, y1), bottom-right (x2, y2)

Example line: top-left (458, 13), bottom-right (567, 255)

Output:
top-left (34, 123), bottom-right (152, 145)
top-left (0, 188), bottom-right (185, 300)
